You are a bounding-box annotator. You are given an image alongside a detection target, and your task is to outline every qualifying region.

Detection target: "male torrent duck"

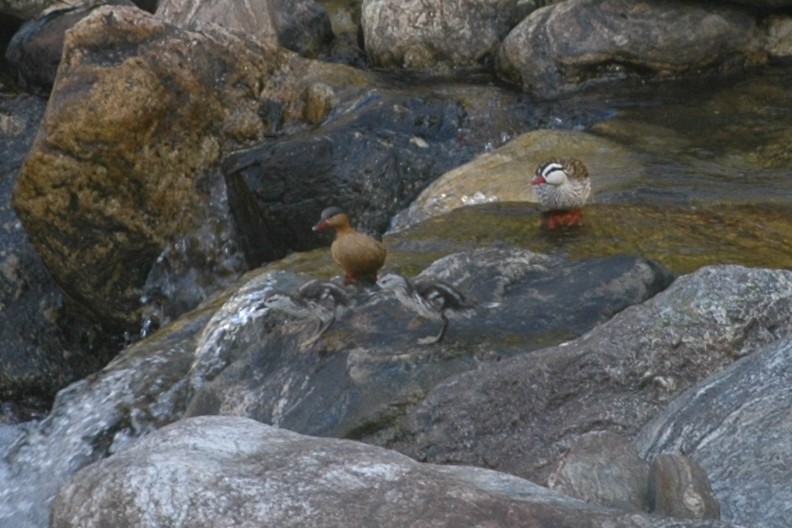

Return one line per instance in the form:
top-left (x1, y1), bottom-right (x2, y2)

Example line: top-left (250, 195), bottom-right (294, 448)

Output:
top-left (313, 206), bottom-right (387, 284)
top-left (377, 273), bottom-right (474, 345)
top-left (261, 279), bottom-right (350, 346)
top-left (531, 158), bottom-right (591, 229)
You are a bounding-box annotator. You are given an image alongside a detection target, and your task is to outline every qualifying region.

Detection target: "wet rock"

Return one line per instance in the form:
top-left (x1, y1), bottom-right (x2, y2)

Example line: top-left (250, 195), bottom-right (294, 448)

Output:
top-left (1, 301), bottom-right (210, 528)
top-left (361, 0), bottom-right (537, 71)
top-left (50, 415), bottom-right (739, 528)
top-left (637, 335), bottom-right (792, 528)
top-left (4, 2), bottom-right (133, 94)
top-left (548, 431), bottom-right (649, 513)
top-left (0, 94), bottom-right (119, 407)
top-left (222, 83), bottom-right (538, 267)
top-left (12, 6), bottom-right (370, 332)
top-left (185, 248), bottom-right (673, 441)
top-left (389, 129), bottom-right (644, 232)
top-left (648, 454), bottom-right (720, 520)
top-left (497, 0), bottom-right (766, 99)
top-left (387, 265), bottom-right (792, 485)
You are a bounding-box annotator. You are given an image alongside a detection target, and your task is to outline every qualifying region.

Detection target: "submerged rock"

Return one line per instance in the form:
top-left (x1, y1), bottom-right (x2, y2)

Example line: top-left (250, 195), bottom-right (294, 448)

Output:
top-left (388, 129), bottom-right (643, 232)
top-left (50, 415), bottom-right (739, 528)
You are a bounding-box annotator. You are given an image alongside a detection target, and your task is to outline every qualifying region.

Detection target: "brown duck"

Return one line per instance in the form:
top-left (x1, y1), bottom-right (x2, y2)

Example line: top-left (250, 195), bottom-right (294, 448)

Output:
top-left (312, 206), bottom-right (387, 284)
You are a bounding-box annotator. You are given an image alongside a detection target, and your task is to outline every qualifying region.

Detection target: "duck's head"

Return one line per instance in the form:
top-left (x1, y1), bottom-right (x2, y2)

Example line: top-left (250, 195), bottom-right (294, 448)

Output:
top-left (532, 161), bottom-right (568, 187)
top-left (312, 206), bottom-right (349, 231)
top-left (377, 273), bottom-right (409, 292)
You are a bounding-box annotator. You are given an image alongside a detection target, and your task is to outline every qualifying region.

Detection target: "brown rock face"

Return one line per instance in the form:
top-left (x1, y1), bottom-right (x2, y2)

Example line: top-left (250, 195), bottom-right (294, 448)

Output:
top-left (12, 6), bottom-right (275, 330)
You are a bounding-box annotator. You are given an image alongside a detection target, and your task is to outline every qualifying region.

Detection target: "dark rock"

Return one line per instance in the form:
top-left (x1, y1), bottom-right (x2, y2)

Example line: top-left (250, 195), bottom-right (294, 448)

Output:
top-left (272, 0), bottom-right (333, 57)
top-left (637, 335), bottom-right (792, 528)
top-left (497, 0), bottom-right (766, 99)
top-left (4, 2), bottom-right (133, 95)
top-left (50, 415), bottom-right (739, 528)
top-left (185, 248), bottom-right (673, 441)
top-left (547, 431), bottom-right (649, 513)
top-left (0, 94), bottom-right (118, 407)
top-left (648, 454), bottom-right (720, 520)
top-left (386, 265), bottom-right (792, 485)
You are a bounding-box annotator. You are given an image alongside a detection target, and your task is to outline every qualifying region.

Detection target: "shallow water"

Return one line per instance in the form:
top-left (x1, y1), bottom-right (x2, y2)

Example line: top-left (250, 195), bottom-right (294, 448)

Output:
top-left (584, 66), bottom-right (792, 206)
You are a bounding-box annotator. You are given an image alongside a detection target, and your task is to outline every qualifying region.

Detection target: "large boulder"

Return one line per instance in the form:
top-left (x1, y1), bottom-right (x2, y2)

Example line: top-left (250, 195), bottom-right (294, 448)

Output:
top-left (361, 0), bottom-right (536, 70)
top-left (50, 415), bottom-right (738, 528)
top-left (386, 265), bottom-right (792, 485)
top-left (184, 248), bottom-right (673, 439)
top-left (497, 0), bottom-right (766, 99)
top-left (11, 6), bottom-right (370, 332)
top-left (637, 335), bottom-right (792, 528)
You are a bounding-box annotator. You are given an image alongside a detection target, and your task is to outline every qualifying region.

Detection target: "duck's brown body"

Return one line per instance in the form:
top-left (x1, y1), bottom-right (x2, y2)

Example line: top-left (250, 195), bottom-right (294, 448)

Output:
top-left (313, 207), bottom-right (386, 284)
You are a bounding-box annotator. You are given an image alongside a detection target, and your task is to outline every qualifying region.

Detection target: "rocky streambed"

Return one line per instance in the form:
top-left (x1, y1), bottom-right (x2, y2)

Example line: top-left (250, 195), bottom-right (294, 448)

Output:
top-left (1, 1), bottom-right (792, 527)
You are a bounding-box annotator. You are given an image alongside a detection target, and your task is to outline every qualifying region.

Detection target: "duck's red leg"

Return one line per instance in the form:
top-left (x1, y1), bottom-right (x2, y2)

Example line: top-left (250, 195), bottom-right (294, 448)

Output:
top-left (542, 209), bottom-right (584, 229)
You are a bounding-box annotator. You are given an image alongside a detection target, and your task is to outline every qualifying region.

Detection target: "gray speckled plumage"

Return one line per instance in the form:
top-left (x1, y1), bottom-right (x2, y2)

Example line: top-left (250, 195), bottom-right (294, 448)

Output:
top-left (532, 158), bottom-right (590, 212)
